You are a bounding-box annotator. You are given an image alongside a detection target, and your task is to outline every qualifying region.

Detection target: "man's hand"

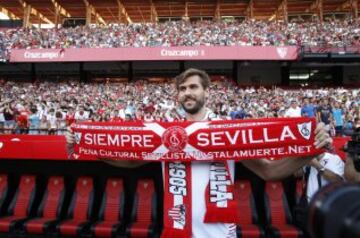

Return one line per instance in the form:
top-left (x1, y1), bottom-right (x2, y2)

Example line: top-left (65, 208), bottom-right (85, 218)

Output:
top-left (65, 126), bottom-right (75, 144)
top-left (309, 157), bottom-right (322, 170)
top-left (314, 122), bottom-right (332, 149)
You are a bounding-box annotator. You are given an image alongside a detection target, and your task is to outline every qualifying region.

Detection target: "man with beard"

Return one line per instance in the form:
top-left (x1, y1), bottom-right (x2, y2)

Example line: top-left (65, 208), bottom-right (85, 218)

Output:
top-left (66, 68), bottom-right (332, 238)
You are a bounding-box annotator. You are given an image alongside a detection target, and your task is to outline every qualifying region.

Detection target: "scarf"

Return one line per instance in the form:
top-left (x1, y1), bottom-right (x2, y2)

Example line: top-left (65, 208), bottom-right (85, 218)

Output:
top-left (71, 117), bottom-right (322, 237)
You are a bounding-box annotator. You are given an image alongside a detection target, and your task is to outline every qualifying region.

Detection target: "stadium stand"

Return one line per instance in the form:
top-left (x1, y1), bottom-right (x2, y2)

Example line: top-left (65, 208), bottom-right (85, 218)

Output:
top-left (0, 1), bottom-right (358, 238)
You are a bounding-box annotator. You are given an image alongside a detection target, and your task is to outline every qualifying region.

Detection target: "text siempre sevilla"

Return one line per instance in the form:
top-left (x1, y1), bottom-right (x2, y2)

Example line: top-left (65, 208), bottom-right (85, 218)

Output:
top-left (82, 125), bottom-right (298, 148)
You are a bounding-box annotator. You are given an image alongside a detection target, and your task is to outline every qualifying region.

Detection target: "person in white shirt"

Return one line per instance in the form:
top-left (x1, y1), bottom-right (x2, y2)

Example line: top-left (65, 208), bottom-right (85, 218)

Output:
top-left (66, 68), bottom-right (332, 238)
top-left (306, 152), bottom-right (344, 202)
top-left (285, 100), bottom-right (302, 118)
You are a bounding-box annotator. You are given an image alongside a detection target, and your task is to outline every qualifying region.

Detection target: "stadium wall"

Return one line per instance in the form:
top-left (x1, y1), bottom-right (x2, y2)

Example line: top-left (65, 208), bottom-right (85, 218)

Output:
top-left (237, 62), bottom-right (281, 86)
top-left (343, 65), bottom-right (360, 86)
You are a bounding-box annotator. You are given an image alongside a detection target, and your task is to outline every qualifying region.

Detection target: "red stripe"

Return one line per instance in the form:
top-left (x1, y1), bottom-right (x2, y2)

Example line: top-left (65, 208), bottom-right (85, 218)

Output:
top-left (26, 218), bottom-right (53, 234)
top-left (103, 178), bottom-right (123, 222)
top-left (14, 175), bottom-right (36, 217)
top-left (43, 177), bottom-right (64, 219)
top-left (73, 177), bottom-right (93, 220)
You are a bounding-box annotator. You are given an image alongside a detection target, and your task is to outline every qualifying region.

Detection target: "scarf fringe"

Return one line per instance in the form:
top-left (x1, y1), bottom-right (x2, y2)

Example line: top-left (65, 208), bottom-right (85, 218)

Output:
top-left (204, 205), bottom-right (240, 223)
top-left (161, 228), bottom-right (191, 238)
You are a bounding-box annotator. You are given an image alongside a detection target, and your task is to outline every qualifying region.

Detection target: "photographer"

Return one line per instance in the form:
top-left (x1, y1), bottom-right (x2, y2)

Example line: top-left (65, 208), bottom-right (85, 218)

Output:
top-left (344, 154), bottom-right (360, 182)
top-left (344, 127), bottom-right (360, 182)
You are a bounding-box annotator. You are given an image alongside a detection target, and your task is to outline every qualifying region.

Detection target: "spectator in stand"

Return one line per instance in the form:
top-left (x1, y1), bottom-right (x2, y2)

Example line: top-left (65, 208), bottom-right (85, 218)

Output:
top-left (317, 99), bottom-right (332, 125)
top-left (331, 102), bottom-right (344, 136)
top-left (74, 106), bottom-right (89, 122)
top-left (301, 97), bottom-right (316, 118)
top-left (29, 108), bottom-right (40, 135)
top-left (343, 114), bottom-right (355, 136)
top-left (354, 117), bottom-right (360, 129)
top-left (39, 115), bottom-right (49, 135)
top-left (284, 100), bottom-right (302, 117)
top-left (47, 109), bottom-right (57, 135)
top-left (0, 101), bottom-right (5, 131)
top-left (3, 102), bottom-right (15, 134)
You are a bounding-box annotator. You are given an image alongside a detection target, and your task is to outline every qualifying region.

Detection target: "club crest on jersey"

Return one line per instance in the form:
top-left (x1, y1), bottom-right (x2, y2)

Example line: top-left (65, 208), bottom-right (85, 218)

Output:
top-left (297, 122), bottom-right (311, 140)
top-left (168, 204), bottom-right (186, 226)
top-left (74, 132), bottom-right (82, 144)
top-left (162, 126), bottom-right (188, 152)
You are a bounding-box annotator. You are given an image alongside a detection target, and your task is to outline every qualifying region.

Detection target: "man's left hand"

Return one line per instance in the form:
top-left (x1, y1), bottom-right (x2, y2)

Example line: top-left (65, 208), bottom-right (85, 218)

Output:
top-left (314, 122), bottom-right (332, 149)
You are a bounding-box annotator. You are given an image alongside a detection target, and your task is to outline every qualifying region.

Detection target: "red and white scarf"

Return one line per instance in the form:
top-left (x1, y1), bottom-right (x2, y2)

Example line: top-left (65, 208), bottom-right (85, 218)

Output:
top-left (71, 117), bottom-right (322, 237)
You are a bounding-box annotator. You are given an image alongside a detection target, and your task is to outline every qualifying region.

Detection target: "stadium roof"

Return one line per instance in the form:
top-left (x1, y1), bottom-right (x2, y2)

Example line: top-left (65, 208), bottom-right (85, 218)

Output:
top-left (0, 0), bottom-right (358, 25)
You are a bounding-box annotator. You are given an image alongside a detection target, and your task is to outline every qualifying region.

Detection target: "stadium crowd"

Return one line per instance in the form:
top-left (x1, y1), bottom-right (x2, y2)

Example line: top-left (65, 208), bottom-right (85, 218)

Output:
top-left (0, 19), bottom-right (359, 57)
top-left (0, 79), bottom-right (359, 136)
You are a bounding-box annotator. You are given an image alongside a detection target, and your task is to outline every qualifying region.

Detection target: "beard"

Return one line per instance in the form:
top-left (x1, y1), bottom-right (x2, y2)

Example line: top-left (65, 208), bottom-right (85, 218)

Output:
top-left (180, 95), bottom-right (205, 115)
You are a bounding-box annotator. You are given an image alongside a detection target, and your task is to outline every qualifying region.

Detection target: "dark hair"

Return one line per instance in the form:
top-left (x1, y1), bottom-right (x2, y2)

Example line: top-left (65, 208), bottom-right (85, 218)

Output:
top-left (175, 68), bottom-right (210, 90)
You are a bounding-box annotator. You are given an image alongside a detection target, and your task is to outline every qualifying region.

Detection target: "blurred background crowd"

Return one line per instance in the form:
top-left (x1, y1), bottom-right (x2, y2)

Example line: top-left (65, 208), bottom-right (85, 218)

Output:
top-left (0, 79), bottom-right (358, 136)
top-left (0, 19), bottom-right (359, 59)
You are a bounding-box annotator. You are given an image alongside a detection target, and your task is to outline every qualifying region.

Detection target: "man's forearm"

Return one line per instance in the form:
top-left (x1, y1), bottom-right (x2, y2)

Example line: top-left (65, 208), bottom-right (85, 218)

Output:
top-left (320, 170), bottom-right (343, 182)
top-left (242, 156), bottom-right (313, 181)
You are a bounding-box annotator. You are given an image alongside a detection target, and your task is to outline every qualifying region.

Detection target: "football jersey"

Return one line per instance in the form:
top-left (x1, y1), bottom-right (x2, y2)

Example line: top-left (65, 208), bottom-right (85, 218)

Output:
top-left (162, 109), bottom-right (237, 238)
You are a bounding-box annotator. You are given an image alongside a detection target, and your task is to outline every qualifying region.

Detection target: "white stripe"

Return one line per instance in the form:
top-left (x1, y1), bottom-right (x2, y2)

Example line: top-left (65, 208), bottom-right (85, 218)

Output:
top-left (144, 122), bottom-right (166, 136)
top-left (184, 121), bottom-right (210, 135)
top-left (173, 194), bottom-right (184, 229)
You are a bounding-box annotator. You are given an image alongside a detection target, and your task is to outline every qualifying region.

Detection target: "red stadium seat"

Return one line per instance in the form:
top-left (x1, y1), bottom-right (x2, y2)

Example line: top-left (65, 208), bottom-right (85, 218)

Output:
top-left (55, 176), bottom-right (94, 237)
top-left (234, 180), bottom-right (265, 238)
top-left (0, 174), bottom-right (8, 214)
top-left (90, 178), bottom-right (125, 238)
top-left (126, 179), bottom-right (158, 238)
top-left (0, 175), bottom-right (36, 233)
top-left (23, 176), bottom-right (65, 235)
top-left (264, 182), bottom-right (303, 238)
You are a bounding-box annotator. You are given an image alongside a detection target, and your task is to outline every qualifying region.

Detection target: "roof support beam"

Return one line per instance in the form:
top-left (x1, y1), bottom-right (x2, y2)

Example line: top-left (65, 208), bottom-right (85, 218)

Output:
top-left (0, 7), bottom-right (19, 20)
top-left (269, 0), bottom-right (288, 23)
top-left (306, 0), bottom-right (323, 23)
top-left (214, 0), bottom-right (220, 20)
top-left (23, 4), bottom-right (31, 27)
top-left (83, 0), bottom-right (106, 25)
top-left (351, 0), bottom-right (358, 19)
top-left (335, 0), bottom-right (358, 19)
top-left (51, 0), bottom-right (71, 26)
top-left (19, 0), bottom-right (53, 27)
top-left (184, 1), bottom-right (189, 20)
top-left (246, 0), bottom-right (254, 19)
top-left (116, 0), bottom-right (132, 23)
top-left (150, 0), bottom-right (158, 22)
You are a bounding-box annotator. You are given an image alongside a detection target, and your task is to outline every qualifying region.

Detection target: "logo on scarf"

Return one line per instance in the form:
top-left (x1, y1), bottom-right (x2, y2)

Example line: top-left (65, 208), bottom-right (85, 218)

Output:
top-left (162, 126), bottom-right (188, 152)
top-left (168, 204), bottom-right (186, 226)
top-left (297, 122), bottom-right (311, 140)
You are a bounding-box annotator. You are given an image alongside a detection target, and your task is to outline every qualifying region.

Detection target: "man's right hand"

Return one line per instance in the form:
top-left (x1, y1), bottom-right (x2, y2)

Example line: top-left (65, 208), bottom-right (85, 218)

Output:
top-left (65, 127), bottom-right (75, 144)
